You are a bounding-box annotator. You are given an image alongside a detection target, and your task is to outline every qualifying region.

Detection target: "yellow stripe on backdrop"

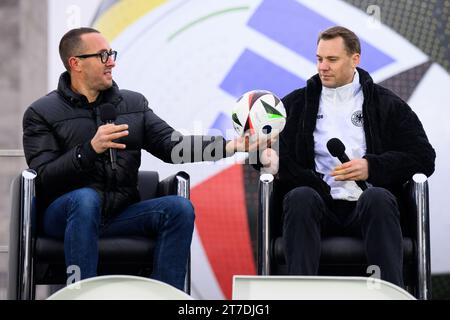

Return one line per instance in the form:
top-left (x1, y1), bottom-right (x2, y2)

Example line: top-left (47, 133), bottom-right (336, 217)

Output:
top-left (93, 0), bottom-right (166, 42)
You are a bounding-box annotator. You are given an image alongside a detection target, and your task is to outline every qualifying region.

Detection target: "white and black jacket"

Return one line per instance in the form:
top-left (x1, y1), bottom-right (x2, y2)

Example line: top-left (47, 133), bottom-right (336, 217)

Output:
top-left (276, 67), bottom-right (436, 208)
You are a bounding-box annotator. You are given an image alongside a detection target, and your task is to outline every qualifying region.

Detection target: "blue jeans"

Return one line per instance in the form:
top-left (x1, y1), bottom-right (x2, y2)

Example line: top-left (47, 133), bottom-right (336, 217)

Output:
top-left (42, 188), bottom-right (195, 290)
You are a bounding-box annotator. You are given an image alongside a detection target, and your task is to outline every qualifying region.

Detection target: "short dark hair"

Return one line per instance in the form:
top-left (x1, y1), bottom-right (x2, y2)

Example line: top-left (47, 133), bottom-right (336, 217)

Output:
top-left (317, 26), bottom-right (361, 55)
top-left (59, 27), bottom-right (100, 71)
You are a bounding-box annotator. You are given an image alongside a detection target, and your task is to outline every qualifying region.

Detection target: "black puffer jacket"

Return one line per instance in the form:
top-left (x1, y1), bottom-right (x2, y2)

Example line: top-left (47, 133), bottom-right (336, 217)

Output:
top-left (23, 72), bottom-right (227, 221)
top-left (276, 67), bottom-right (436, 206)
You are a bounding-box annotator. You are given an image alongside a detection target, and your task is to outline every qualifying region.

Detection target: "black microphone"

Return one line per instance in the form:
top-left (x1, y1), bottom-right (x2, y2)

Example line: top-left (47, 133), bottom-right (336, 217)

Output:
top-left (99, 103), bottom-right (117, 170)
top-left (326, 138), bottom-right (368, 191)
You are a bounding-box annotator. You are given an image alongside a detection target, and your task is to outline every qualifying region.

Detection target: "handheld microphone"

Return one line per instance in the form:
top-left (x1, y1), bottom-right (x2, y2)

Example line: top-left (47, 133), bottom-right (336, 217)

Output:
top-left (99, 103), bottom-right (117, 170)
top-left (326, 138), bottom-right (368, 191)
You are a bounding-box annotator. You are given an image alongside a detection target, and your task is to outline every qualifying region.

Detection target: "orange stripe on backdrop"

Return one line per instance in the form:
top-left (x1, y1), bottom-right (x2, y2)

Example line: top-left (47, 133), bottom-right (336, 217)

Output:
top-left (191, 164), bottom-right (256, 299)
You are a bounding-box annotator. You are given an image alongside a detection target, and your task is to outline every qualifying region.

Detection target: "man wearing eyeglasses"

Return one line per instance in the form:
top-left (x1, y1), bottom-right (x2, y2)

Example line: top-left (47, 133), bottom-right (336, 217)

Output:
top-left (22, 27), bottom-right (268, 291)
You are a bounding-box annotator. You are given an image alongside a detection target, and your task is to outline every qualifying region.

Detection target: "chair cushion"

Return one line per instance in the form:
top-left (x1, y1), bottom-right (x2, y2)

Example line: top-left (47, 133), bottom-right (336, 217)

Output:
top-left (273, 236), bottom-right (414, 265)
top-left (35, 237), bottom-right (156, 264)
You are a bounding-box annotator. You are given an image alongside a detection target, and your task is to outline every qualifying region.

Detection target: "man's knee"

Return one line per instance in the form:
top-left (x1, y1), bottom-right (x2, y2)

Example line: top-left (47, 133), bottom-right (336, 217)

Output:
top-left (283, 187), bottom-right (323, 221)
top-left (284, 187), bottom-right (322, 207)
top-left (358, 187), bottom-right (399, 218)
top-left (165, 195), bottom-right (195, 225)
top-left (67, 188), bottom-right (101, 221)
top-left (359, 187), bottom-right (396, 205)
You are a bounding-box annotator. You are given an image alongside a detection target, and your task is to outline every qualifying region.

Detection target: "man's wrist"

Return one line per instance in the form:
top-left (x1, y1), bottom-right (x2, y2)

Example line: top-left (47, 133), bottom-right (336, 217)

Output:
top-left (90, 140), bottom-right (101, 154)
top-left (225, 140), bottom-right (236, 157)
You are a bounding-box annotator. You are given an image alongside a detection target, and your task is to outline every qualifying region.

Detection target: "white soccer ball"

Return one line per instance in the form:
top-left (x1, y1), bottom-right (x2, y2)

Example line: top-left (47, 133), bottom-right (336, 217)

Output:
top-left (232, 90), bottom-right (286, 137)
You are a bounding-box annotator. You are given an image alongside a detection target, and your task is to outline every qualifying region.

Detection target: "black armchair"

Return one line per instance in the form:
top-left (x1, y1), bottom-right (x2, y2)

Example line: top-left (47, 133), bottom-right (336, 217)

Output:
top-left (8, 169), bottom-right (191, 300)
top-left (257, 173), bottom-right (431, 299)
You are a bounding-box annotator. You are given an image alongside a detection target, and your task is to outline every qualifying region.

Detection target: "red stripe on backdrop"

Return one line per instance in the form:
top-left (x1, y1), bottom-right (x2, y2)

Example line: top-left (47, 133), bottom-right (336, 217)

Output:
top-left (191, 164), bottom-right (256, 299)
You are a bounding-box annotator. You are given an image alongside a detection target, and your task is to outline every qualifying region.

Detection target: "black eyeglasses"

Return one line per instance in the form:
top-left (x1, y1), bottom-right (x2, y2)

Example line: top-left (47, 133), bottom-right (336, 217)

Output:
top-left (75, 49), bottom-right (117, 64)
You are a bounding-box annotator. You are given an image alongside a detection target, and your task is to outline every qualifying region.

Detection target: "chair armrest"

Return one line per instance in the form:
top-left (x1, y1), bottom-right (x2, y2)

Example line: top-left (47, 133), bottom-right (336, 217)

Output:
top-left (402, 174), bottom-right (430, 231)
top-left (258, 173), bottom-right (274, 275)
top-left (403, 173), bottom-right (430, 299)
top-left (8, 169), bottom-right (37, 300)
top-left (411, 173), bottom-right (431, 300)
top-left (8, 174), bottom-right (21, 300)
top-left (157, 171), bottom-right (190, 199)
top-left (157, 171), bottom-right (191, 294)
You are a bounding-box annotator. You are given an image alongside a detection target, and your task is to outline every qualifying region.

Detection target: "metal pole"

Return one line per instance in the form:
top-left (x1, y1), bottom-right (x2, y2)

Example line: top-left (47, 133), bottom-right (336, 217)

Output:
top-left (176, 172), bottom-right (191, 295)
top-left (258, 174), bottom-right (273, 275)
top-left (19, 169), bottom-right (37, 300)
top-left (413, 173), bottom-right (430, 300)
top-left (176, 172), bottom-right (190, 199)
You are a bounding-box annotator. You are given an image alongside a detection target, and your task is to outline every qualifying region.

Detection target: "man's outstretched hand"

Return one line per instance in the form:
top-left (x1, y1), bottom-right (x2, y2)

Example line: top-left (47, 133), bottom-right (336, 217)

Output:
top-left (225, 133), bottom-right (277, 156)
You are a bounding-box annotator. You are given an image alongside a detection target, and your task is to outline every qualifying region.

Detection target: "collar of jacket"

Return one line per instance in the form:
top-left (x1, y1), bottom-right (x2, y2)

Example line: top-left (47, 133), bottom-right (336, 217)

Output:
top-left (298, 67), bottom-right (375, 167)
top-left (302, 67), bottom-right (374, 133)
top-left (57, 71), bottom-right (122, 108)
